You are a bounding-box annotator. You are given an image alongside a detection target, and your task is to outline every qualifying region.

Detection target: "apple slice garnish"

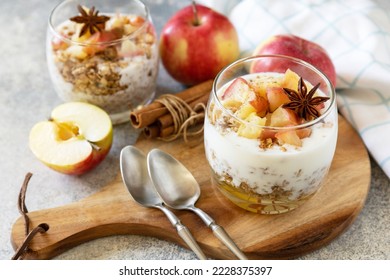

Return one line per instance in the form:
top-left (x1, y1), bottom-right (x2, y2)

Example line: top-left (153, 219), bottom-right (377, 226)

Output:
top-left (266, 86), bottom-right (290, 112)
top-left (65, 45), bottom-right (89, 59)
top-left (235, 103), bottom-right (256, 120)
top-left (249, 95), bottom-right (269, 117)
top-left (221, 77), bottom-right (255, 103)
top-left (235, 95), bottom-right (269, 119)
top-left (237, 112), bottom-right (266, 139)
top-left (129, 15), bottom-right (146, 27)
top-left (29, 102), bottom-right (113, 175)
top-left (219, 70), bottom-right (319, 148)
top-left (296, 128), bottom-right (312, 139)
top-left (119, 40), bottom-right (144, 57)
top-left (83, 30), bottom-right (121, 55)
top-left (270, 107), bottom-right (299, 127)
top-left (281, 69), bottom-right (300, 91)
top-left (259, 128), bottom-right (276, 141)
top-left (275, 130), bottom-right (302, 147)
top-left (51, 35), bottom-right (69, 51)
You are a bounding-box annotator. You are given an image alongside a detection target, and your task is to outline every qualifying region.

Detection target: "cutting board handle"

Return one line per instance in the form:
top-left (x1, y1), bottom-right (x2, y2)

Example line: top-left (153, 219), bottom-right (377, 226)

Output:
top-left (11, 178), bottom-right (186, 259)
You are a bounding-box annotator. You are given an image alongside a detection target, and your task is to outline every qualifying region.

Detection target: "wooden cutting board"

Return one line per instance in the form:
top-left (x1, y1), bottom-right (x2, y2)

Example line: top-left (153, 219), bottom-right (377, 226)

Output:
top-left (11, 115), bottom-right (370, 260)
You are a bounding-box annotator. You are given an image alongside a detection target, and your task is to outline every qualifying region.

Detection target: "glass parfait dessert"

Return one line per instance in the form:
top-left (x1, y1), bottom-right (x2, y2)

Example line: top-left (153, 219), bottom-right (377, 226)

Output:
top-left (204, 55), bottom-right (338, 214)
top-left (47, 0), bottom-right (158, 124)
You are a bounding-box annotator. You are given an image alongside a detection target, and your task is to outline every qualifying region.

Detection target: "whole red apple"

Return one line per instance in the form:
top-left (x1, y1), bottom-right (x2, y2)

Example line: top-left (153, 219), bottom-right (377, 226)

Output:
top-left (250, 34), bottom-right (337, 87)
top-left (159, 3), bottom-right (240, 85)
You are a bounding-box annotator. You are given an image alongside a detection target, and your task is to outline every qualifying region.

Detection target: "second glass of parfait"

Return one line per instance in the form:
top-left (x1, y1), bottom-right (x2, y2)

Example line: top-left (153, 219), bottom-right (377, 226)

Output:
top-left (47, 0), bottom-right (159, 124)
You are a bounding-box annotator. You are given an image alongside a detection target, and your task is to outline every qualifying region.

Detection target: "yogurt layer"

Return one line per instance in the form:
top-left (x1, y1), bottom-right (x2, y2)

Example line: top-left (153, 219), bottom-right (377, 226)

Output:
top-left (205, 114), bottom-right (337, 199)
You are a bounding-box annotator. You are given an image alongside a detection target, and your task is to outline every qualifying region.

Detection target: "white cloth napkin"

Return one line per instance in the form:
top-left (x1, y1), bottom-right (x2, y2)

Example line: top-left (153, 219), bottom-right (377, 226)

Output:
top-left (199, 0), bottom-right (390, 179)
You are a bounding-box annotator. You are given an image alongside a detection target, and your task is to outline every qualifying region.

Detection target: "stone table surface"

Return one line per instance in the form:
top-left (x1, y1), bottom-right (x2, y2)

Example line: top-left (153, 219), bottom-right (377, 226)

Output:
top-left (0, 0), bottom-right (389, 260)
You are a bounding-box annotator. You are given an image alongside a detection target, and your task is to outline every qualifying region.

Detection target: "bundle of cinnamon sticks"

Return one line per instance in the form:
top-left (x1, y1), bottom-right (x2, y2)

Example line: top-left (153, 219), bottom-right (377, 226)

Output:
top-left (130, 80), bottom-right (213, 139)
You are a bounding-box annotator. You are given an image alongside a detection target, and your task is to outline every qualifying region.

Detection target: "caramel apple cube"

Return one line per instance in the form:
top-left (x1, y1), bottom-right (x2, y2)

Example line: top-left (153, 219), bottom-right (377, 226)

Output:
top-left (296, 128), bottom-right (312, 139)
top-left (248, 77), bottom-right (281, 99)
top-left (282, 69), bottom-right (300, 90)
top-left (120, 40), bottom-right (144, 57)
top-left (275, 130), bottom-right (302, 147)
top-left (266, 86), bottom-right (290, 112)
top-left (259, 128), bottom-right (276, 140)
top-left (270, 107), bottom-right (299, 127)
top-left (249, 95), bottom-right (269, 117)
top-left (236, 103), bottom-right (256, 120)
top-left (221, 77), bottom-right (255, 104)
top-left (237, 112), bottom-right (266, 139)
top-left (65, 45), bottom-right (88, 59)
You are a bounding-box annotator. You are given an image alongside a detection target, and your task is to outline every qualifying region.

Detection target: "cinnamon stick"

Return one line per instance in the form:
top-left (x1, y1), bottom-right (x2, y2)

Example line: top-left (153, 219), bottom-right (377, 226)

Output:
top-left (130, 79), bottom-right (213, 129)
top-left (157, 90), bottom-right (210, 129)
top-left (143, 124), bottom-right (175, 139)
top-left (143, 124), bottom-right (160, 139)
top-left (160, 126), bottom-right (175, 138)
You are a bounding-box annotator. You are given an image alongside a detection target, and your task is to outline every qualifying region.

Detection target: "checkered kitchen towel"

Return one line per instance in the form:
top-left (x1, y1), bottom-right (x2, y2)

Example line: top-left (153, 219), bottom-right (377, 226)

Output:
top-left (199, 0), bottom-right (390, 179)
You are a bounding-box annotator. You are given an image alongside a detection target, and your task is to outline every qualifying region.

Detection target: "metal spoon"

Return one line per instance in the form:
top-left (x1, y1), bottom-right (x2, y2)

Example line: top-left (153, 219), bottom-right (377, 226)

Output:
top-left (147, 149), bottom-right (248, 260)
top-left (119, 145), bottom-right (207, 260)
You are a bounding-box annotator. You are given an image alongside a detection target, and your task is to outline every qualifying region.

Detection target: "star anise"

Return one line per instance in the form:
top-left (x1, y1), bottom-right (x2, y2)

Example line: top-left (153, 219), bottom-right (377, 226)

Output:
top-left (70, 5), bottom-right (110, 37)
top-left (282, 77), bottom-right (330, 121)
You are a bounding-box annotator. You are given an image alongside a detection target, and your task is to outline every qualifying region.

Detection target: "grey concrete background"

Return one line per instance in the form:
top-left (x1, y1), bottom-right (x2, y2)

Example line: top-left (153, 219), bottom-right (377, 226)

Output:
top-left (0, 0), bottom-right (388, 260)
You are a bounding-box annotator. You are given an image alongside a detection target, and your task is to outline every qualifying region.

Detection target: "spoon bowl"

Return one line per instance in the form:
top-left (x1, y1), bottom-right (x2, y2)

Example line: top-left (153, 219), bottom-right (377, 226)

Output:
top-left (120, 146), bottom-right (161, 207)
top-left (147, 148), bottom-right (248, 260)
top-left (146, 149), bottom-right (199, 209)
top-left (119, 145), bottom-right (207, 260)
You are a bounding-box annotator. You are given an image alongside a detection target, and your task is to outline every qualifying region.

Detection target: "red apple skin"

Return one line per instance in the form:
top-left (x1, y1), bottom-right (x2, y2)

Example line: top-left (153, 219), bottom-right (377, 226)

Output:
top-left (46, 130), bottom-right (113, 176)
top-left (250, 34), bottom-right (336, 87)
top-left (61, 151), bottom-right (110, 175)
top-left (159, 4), bottom-right (240, 85)
top-left (64, 142), bottom-right (111, 175)
top-left (221, 77), bottom-right (251, 100)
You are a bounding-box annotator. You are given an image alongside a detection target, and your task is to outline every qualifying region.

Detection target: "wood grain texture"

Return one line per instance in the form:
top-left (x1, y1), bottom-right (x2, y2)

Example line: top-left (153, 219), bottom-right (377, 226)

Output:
top-left (10, 115), bottom-right (371, 259)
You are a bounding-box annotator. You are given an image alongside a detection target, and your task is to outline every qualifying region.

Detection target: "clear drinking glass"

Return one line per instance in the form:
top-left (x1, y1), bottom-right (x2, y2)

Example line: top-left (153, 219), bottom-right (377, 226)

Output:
top-left (204, 55), bottom-right (338, 214)
top-left (47, 0), bottom-right (158, 124)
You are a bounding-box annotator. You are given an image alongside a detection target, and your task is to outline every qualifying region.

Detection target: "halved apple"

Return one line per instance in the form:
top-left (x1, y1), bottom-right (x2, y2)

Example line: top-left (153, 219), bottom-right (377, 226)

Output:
top-left (29, 102), bottom-right (113, 175)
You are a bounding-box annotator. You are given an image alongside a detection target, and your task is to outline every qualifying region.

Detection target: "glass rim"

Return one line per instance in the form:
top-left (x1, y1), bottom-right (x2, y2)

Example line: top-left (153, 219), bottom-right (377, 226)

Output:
top-left (212, 54), bottom-right (337, 130)
top-left (48, 0), bottom-right (151, 47)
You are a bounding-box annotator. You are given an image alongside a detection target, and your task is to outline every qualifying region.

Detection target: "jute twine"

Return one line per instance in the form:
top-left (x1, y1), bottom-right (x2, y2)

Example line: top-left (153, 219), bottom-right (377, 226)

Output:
top-left (155, 94), bottom-right (206, 143)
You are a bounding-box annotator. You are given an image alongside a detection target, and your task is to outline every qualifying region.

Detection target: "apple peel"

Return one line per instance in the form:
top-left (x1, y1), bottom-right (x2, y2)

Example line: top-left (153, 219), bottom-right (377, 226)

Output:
top-left (251, 34), bottom-right (337, 87)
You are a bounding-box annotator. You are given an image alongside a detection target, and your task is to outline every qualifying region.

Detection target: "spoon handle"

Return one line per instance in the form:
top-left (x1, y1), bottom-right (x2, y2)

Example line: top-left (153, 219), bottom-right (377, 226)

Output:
top-left (176, 223), bottom-right (208, 260)
top-left (158, 205), bottom-right (207, 260)
top-left (210, 223), bottom-right (248, 260)
top-left (190, 207), bottom-right (247, 259)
